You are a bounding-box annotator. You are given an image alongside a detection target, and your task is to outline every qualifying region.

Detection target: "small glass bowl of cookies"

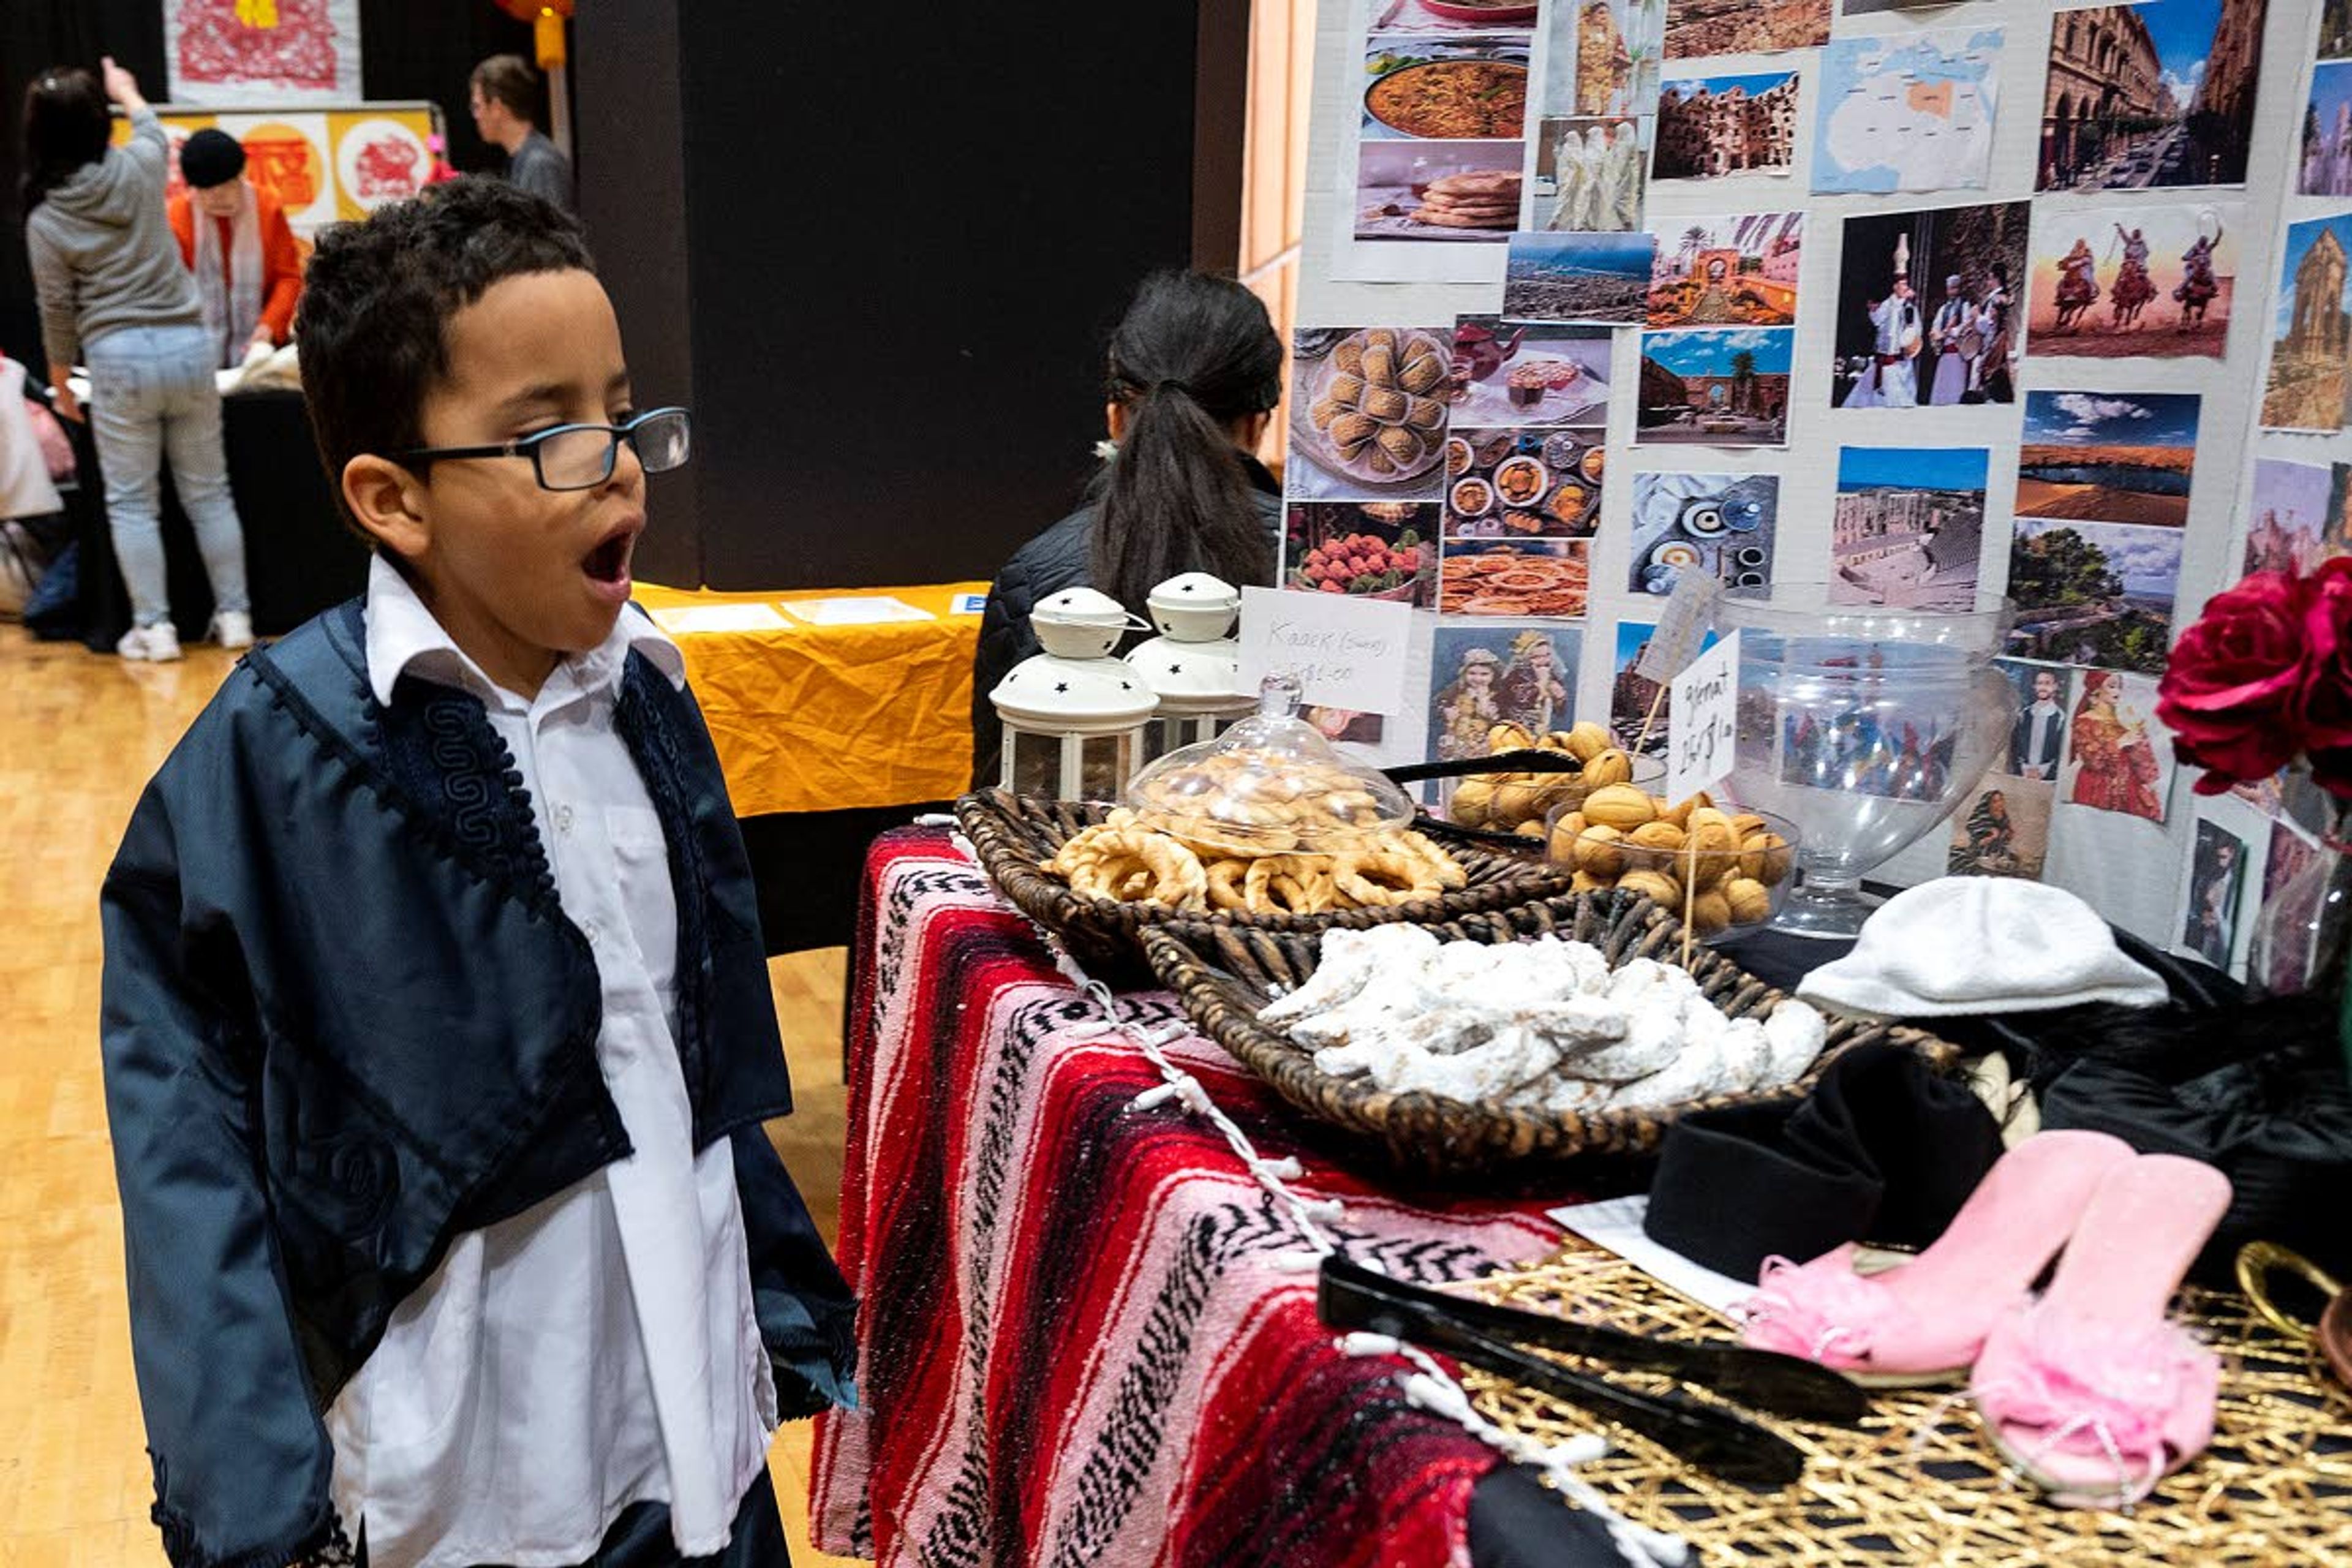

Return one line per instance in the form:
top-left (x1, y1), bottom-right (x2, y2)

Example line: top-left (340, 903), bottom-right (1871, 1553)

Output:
top-left (1544, 790), bottom-right (1801, 941)
top-left (1442, 721), bottom-right (1667, 842)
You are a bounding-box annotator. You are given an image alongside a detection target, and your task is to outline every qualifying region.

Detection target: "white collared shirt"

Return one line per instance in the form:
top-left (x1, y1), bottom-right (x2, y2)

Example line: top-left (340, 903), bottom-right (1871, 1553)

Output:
top-left (325, 556), bottom-right (776, 1568)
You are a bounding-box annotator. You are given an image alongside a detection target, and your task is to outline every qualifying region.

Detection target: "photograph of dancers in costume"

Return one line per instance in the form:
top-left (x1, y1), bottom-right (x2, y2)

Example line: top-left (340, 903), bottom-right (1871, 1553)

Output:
top-left (1836, 202), bottom-right (2026, 409)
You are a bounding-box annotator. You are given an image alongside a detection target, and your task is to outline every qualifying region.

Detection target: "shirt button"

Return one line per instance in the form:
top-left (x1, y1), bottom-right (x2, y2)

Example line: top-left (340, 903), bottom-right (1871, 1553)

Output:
top-left (556, 804), bottom-right (576, 835)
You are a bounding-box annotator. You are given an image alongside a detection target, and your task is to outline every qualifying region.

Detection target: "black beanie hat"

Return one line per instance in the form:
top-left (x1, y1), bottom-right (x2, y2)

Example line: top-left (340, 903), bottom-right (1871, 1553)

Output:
top-left (179, 128), bottom-right (246, 190)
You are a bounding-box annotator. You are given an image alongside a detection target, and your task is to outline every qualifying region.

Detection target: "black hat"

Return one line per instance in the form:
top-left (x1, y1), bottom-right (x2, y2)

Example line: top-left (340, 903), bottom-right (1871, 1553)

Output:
top-left (179, 128), bottom-right (246, 190)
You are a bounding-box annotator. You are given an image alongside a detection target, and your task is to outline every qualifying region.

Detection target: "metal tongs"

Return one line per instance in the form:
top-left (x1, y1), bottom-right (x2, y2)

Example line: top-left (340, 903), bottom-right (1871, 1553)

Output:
top-left (1319, 1257), bottom-right (1866, 1488)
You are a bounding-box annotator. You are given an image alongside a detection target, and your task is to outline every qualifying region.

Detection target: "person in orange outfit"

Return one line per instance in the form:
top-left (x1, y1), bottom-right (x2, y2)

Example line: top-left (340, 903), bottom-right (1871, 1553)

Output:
top-left (166, 128), bottom-right (303, 370)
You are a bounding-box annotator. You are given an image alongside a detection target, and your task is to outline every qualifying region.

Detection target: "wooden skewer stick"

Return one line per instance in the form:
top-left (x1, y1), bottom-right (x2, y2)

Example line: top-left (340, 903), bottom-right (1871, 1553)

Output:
top-left (1682, 834), bottom-right (1698, 970)
top-left (1630, 682), bottom-right (1669, 756)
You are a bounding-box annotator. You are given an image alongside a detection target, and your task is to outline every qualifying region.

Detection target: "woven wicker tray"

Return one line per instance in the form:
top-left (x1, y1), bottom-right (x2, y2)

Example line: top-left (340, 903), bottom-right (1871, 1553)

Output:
top-left (956, 788), bottom-right (1572, 983)
top-left (1458, 1242), bottom-right (2352, 1566)
top-left (1139, 891), bottom-right (1957, 1178)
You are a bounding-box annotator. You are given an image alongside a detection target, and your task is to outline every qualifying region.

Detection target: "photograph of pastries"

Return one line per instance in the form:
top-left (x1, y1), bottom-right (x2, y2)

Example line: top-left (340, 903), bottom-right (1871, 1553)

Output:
top-left (1447, 317), bottom-right (1611, 425)
top-left (1362, 39), bottom-right (1532, 141)
top-left (1355, 140), bottom-right (1527, 243)
top-left (1287, 325), bottom-right (1455, 500)
top-left (1442, 427), bottom-right (1604, 540)
top-left (1439, 539), bottom-right (1593, 617)
top-left (1384, 0), bottom-right (1543, 32)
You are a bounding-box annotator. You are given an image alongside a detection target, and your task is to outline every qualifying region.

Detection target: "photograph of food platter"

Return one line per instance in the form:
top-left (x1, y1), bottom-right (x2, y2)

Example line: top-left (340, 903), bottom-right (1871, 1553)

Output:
top-left (1653, 71), bottom-right (1800, 181)
top-left (1545, 0), bottom-right (1665, 124)
top-left (1286, 325), bottom-right (1455, 500)
top-left (2014, 391), bottom-right (2199, 531)
top-left (2036, 0), bottom-right (2267, 192)
top-left (1429, 623), bottom-right (1584, 770)
top-left (1443, 428), bottom-right (1605, 540)
top-left (1634, 327), bottom-right (1792, 447)
top-left (1438, 539), bottom-right (1593, 618)
top-left (1502, 230), bottom-right (1656, 325)
top-left (1355, 139), bottom-right (1526, 242)
top-left (1447, 317), bottom-right (1613, 426)
top-left (1533, 115), bottom-right (1648, 232)
top-left (1627, 471), bottom-right (1779, 597)
top-left (1664, 0), bottom-right (1827, 60)
top-left (1830, 445), bottom-right (1989, 611)
top-left (2301, 62), bottom-right (2352, 196)
top-left (1362, 35), bottom-right (1532, 141)
top-left (1283, 503), bottom-right (1436, 606)
top-left (1833, 200), bottom-right (2028, 409)
top-left (1385, 0), bottom-right (1542, 36)
top-left (2241, 459), bottom-right (2335, 578)
top-left (2004, 517), bottom-right (2184, 675)
top-left (1647, 212), bottom-right (1803, 328)
top-left (2262, 214), bottom-right (2352, 435)
top-left (2026, 202), bottom-right (2238, 360)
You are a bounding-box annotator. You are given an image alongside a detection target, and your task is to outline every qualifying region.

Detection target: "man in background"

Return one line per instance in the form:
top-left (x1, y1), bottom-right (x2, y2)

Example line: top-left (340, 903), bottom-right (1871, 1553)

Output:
top-left (470, 53), bottom-right (573, 210)
top-left (167, 129), bottom-right (303, 370)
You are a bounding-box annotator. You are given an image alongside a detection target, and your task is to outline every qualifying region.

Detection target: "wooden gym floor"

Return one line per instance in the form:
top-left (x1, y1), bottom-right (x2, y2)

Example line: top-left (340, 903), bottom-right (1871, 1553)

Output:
top-left (0, 624), bottom-right (863, 1567)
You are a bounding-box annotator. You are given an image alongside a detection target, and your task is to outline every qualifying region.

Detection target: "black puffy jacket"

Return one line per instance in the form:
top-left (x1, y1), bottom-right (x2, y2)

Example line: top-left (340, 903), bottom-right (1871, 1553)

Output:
top-left (970, 456), bottom-right (1283, 788)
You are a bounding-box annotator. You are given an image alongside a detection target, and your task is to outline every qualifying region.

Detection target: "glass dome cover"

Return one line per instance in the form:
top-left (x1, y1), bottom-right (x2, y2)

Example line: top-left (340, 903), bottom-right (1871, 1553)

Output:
top-left (1123, 682), bottom-right (1415, 854)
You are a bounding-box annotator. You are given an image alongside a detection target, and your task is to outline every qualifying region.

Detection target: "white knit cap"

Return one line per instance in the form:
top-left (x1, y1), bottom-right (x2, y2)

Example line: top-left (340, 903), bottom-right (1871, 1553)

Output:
top-left (1796, 879), bottom-right (2169, 1019)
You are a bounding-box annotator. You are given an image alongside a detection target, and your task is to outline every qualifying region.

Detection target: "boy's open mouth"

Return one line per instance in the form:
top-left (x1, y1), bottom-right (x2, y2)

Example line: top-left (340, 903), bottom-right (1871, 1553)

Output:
top-left (584, 527), bottom-right (635, 586)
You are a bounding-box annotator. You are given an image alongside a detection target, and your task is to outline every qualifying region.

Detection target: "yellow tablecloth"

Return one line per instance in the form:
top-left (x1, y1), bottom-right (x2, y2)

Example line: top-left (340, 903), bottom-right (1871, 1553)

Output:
top-left (632, 580), bottom-right (986, 819)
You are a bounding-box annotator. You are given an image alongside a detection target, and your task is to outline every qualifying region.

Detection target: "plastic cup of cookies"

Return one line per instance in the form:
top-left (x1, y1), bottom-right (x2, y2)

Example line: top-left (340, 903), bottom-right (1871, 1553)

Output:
top-left (1544, 798), bottom-right (1801, 942)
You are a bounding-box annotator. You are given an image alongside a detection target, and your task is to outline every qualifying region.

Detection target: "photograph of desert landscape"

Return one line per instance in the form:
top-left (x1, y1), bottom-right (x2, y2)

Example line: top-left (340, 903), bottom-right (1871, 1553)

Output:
top-left (2014, 390), bottom-right (2200, 529)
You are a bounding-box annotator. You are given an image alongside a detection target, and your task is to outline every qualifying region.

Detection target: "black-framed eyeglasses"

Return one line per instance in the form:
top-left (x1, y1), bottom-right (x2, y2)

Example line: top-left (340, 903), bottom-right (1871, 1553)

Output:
top-left (398, 407), bottom-right (692, 492)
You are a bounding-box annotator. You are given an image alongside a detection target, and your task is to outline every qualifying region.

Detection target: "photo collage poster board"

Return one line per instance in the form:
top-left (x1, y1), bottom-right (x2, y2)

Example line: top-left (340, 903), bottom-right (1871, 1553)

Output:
top-left (1284, 0), bottom-right (2348, 966)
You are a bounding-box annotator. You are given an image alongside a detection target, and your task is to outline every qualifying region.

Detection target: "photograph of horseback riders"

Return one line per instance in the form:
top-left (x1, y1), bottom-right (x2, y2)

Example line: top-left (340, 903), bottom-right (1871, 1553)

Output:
top-left (2026, 202), bottom-right (2239, 358)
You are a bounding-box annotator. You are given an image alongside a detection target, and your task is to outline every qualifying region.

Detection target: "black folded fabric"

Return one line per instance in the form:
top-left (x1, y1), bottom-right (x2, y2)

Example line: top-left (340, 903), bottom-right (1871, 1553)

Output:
top-left (2034, 996), bottom-right (2352, 1286)
top-left (1643, 1042), bottom-right (2008, 1284)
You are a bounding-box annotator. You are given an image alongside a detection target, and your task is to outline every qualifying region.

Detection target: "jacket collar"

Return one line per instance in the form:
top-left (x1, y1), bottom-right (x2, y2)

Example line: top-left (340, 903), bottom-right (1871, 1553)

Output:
top-left (363, 552), bottom-right (685, 710)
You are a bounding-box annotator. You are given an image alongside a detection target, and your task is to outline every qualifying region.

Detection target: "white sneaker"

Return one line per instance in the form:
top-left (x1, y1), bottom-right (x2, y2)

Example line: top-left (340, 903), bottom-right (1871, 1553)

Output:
top-left (116, 623), bottom-right (184, 662)
top-left (212, 610), bottom-right (255, 650)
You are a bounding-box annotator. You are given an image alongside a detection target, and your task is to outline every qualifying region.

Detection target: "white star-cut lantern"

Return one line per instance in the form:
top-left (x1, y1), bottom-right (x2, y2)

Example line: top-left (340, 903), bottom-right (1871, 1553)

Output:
top-left (1126, 571), bottom-right (1253, 760)
top-left (988, 587), bottom-right (1158, 800)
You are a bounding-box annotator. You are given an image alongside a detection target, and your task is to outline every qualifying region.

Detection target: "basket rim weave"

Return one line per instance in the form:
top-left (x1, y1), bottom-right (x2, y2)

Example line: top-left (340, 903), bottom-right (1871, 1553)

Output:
top-left (954, 788), bottom-right (1575, 973)
top-left (1140, 892), bottom-right (1960, 1177)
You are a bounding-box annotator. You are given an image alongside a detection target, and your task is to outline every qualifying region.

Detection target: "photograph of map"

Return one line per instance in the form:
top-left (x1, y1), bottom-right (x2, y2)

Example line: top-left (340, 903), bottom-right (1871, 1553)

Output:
top-left (1812, 28), bottom-right (2003, 195)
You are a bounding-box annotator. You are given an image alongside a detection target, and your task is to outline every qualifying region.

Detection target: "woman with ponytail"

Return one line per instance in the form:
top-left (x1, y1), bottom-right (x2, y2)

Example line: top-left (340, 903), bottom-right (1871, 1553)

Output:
top-left (970, 271), bottom-right (1284, 786)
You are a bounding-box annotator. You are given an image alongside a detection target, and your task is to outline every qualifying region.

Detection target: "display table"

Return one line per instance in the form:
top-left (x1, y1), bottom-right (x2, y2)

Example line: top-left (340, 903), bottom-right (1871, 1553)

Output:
top-left (631, 582), bottom-right (985, 952)
top-left (812, 827), bottom-right (1637, 1567)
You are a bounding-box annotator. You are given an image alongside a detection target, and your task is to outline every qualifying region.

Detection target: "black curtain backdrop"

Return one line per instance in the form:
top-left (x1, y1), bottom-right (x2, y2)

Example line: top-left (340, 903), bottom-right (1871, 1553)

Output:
top-left (1, 1), bottom-right (535, 370)
top-left (576, 2), bottom-right (1242, 592)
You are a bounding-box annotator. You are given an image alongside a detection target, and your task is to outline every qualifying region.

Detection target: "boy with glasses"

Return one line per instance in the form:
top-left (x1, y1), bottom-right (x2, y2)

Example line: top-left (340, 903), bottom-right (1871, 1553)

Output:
top-left (100, 176), bottom-right (850, 1568)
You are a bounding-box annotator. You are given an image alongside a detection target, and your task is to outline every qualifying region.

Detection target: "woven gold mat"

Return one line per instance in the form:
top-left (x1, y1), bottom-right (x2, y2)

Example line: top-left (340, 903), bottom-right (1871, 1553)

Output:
top-left (1456, 1243), bottom-right (2352, 1566)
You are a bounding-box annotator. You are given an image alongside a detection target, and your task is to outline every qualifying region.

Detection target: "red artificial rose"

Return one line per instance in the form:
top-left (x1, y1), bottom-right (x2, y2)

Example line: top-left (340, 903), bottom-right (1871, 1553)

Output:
top-left (2157, 568), bottom-right (2317, 795)
top-left (2299, 557), bottom-right (2352, 754)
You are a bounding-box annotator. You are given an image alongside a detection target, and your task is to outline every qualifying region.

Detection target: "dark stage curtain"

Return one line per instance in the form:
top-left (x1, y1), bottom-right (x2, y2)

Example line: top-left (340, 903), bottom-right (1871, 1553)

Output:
top-left (1, 1), bottom-right (535, 369)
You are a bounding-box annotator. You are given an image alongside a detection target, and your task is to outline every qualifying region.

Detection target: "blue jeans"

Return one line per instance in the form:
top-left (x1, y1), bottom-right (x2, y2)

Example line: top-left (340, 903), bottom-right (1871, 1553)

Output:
top-left (85, 323), bottom-right (250, 627)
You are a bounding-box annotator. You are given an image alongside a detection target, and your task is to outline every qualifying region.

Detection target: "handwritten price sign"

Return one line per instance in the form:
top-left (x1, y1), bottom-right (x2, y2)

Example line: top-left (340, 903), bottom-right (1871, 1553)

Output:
top-left (1237, 587), bottom-right (1414, 715)
top-left (1666, 628), bottom-right (1741, 807)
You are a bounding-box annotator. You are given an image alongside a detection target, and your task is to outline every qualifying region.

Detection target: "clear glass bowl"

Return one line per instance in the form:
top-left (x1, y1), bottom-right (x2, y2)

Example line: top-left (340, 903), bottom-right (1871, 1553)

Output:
top-left (1712, 584), bottom-right (2014, 938)
top-left (1446, 748), bottom-right (1667, 836)
top-left (1544, 801), bottom-right (1801, 941)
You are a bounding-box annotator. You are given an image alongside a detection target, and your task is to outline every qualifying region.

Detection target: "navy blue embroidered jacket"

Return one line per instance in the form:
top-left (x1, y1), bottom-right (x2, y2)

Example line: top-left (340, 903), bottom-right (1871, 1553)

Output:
top-left (99, 602), bottom-right (856, 1568)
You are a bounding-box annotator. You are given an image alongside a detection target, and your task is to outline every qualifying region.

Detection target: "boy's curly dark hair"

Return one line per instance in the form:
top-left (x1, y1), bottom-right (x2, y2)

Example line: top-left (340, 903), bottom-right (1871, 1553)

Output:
top-left (295, 176), bottom-right (593, 531)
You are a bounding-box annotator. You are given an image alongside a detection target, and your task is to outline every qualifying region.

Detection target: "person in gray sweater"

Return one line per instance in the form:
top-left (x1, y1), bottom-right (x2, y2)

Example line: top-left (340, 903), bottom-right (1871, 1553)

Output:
top-left (470, 53), bottom-right (574, 211)
top-left (23, 58), bottom-right (251, 660)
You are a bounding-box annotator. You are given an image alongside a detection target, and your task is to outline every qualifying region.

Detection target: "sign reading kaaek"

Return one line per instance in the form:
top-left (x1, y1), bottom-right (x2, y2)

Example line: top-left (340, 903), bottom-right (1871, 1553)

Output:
top-left (1238, 587), bottom-right (1414, 717)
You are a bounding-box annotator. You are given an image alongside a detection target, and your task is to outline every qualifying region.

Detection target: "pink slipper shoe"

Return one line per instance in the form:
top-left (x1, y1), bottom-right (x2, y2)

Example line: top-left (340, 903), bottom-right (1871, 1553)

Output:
top-left (1738, 1129), bottom-right (2136, 1387)
top-left (1970, 1153), bottom-right (2233, 1508)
